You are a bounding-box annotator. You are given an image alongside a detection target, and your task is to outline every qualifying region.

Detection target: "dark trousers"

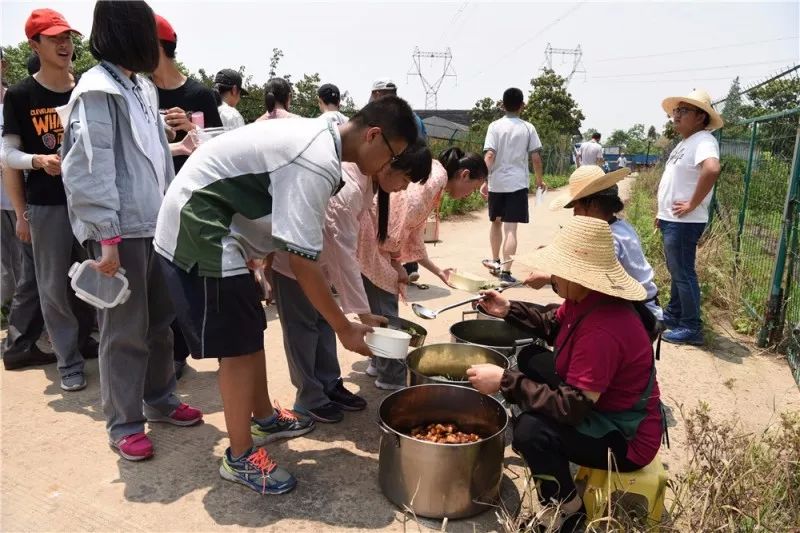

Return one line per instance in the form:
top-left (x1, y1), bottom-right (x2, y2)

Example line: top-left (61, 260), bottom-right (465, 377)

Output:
top-left (512, 412), bottom-right (642, 504)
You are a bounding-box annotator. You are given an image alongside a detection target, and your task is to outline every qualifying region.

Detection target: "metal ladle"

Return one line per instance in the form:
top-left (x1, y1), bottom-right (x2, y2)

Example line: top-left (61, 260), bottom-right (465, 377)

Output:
top-left (411, 283), bottom-right (523, 320)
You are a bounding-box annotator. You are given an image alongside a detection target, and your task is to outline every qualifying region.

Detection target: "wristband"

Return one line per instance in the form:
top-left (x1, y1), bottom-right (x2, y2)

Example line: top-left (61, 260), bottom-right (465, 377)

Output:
top-left (100, 236), bottom-right (122, 246)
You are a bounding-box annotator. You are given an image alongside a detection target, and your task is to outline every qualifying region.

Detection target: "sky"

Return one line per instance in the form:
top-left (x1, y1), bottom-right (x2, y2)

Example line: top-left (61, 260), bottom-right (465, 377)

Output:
top-left (2, 1), bottom-right (798, 136)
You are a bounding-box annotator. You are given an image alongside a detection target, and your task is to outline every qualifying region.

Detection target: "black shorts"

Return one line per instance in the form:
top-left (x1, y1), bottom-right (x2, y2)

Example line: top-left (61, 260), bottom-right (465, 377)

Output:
top-left (159, 257), bottom-right (266, 359)
top-left (488, 188), bottom-right (529, 223)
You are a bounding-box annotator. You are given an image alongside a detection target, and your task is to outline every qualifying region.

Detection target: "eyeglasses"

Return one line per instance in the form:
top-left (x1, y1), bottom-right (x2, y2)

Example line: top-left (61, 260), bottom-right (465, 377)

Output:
top-left (672, 106), bottom-right (698, 117)
top-left (378, 129), bottom-right (401, 166)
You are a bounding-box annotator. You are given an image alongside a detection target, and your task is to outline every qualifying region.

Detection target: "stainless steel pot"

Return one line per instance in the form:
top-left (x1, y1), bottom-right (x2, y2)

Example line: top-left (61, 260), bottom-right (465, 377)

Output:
top-left (450, 313), bottom-right (539, 360)
top-left (377, 384), bottom-right (508, 519)
top-left (406, 343), bottom-right (508, 387)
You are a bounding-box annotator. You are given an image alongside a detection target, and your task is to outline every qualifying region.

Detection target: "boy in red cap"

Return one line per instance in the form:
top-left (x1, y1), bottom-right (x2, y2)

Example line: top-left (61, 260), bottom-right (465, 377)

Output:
top-left (2, 9), bottom-right (97, 388)
top-left (151, 13), bottom-right (223, 378)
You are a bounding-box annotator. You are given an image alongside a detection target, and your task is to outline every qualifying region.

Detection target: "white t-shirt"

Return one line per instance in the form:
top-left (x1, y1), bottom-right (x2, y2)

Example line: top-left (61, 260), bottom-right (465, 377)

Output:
top-left (617, 156), bottom-right (628, 169)
top-left (579, 140), bottom-right (604, 166)
top-left (218, 101), bottom-right (245, 130)
top-left (154, 118), bottom-right (342, 278)
top-left (483, 115), bottom-right (542, 193)
top-left (657, 130), bottom-right (719, 223)
top-left (611, 219), bottom-right (663, 320)
top-left (320, 110), bottom-right (348, 126)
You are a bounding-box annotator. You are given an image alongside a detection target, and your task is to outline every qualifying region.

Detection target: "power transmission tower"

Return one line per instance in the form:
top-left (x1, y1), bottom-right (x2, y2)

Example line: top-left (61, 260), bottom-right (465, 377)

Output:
top-left (544, 43), bottom-right (586, 84)
top-left (407, 47), bottom-right (457, 109)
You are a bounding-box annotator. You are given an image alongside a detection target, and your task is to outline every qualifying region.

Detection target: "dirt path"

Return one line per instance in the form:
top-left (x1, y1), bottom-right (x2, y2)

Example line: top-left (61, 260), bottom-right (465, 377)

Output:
top-left (2, 182), bottom-right (798, 532)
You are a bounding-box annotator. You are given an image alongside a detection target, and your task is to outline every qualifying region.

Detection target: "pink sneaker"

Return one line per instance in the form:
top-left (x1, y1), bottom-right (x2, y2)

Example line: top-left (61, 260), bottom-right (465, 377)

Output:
top-left (147, 403), bottom-right (203, 427)
top-left (111, 432), bottom-right (154, 461)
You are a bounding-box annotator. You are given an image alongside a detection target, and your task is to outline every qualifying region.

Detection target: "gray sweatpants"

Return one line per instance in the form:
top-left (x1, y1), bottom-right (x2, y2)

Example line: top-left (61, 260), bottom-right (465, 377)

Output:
top-left (273, 271), bottom-right (341, 410)
top-left (87, 238), bottom-right (180, 440)
top-left (362, 275), bottom-right (406, 386)
top-left (1, 209), bottom-right (44, 357)
top-left (28, 204), bottom-right (94, 377)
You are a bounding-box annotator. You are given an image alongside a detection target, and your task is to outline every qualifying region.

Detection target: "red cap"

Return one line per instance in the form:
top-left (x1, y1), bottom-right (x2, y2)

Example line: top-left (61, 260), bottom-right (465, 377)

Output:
top-left (25, 9), bottom-right (81, 39)
top-left (155, 14), bottom-right (177, 43)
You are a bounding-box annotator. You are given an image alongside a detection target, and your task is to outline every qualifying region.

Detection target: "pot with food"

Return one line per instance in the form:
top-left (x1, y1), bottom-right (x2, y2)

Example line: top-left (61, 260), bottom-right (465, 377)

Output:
top-left (406, 343), bottom-right (508, 387)
top-left (385, 316), bottom-right (427, 348)
top-left (450, 316), bottom-right (542, 362)
top-left (377, 384), bottom-right (508, 519)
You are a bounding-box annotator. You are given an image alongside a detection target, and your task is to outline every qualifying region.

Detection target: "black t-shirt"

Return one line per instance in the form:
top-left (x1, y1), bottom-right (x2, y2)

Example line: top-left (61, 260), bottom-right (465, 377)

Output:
top-left (2, 76), bottom-right (73, 205)
top-left (156, 77), bottom-right (222, 173)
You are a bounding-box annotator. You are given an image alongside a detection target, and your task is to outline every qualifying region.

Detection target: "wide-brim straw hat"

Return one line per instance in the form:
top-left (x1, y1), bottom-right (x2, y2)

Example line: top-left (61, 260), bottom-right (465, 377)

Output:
top-left (661, 88), bottom-right (724, 131)
top-left (550, 165), bottom-right (630, 210)
top-left (517, 216), bottom-right (647, 301)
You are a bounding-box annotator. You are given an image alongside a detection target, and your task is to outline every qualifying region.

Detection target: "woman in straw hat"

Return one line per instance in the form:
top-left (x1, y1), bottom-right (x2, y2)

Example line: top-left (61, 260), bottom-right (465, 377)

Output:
top-left (527, 165), bottom-right (664, 322)
top-left (468, 216), bottom-right (663, 530)
top-left (656, 89), bottom-right (722, 346)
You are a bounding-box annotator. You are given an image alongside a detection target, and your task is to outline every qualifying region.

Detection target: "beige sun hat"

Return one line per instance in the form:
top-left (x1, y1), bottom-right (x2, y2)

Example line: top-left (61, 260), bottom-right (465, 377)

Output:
top-left (550, 165), bottom-right (631, 210)
top-left (517, 216), bottom-right (647, 301)
top-left (661, 88), bottom-right (724, 131)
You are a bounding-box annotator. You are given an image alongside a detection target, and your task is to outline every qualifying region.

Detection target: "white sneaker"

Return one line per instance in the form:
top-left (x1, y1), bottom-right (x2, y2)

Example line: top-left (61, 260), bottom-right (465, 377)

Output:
top-left (374, 380), bottom-right (405, 391)
top-left (365, 360), bottom-right (378, 377)
top-left (408, 272), bottom-right (420, 283)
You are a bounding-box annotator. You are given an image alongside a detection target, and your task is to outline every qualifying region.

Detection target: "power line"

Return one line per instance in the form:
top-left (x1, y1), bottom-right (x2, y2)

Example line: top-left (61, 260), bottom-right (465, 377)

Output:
top-left (466, 2), bottom-right (586, 81)
top-left (592, 36), bottom-right (799, 63)
top-left (407, 47), bottom-right (457, 109)
top-left (713, 64), bottom-right (800, 105)
top-left (590, 58), bottom-right (796, 80)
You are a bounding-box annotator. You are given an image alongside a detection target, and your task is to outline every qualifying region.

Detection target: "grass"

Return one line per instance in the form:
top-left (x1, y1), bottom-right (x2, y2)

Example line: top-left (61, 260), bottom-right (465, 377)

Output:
top-left (438, 173), bottom-right (570, 220)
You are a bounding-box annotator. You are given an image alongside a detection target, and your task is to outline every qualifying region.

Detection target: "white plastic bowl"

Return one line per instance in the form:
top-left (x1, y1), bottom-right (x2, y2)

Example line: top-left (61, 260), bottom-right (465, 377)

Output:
top-left (366, 327), bottom-right (412, 359)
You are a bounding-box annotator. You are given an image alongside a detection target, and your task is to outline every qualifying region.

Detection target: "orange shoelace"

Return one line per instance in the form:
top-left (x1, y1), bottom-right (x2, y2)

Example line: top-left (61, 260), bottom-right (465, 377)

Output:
top-left (246, 448), bottom-right (278, 494)
top-left (272, 401), bottom-right (298, 423)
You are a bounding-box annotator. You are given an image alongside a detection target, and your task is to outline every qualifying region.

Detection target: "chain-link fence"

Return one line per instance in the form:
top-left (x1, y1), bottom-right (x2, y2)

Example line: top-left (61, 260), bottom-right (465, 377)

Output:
top-left (712, 66), bottom-right (800, 384)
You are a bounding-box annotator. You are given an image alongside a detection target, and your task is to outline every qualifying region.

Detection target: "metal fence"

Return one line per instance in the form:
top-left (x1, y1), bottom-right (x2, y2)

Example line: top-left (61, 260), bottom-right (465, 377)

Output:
top-left (714, 106), bottom-right (800, 384)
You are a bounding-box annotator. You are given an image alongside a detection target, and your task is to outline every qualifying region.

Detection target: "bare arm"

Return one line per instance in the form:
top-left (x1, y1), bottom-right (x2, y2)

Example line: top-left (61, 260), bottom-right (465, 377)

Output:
top-left (531, 151), bottom-right (544, 187)
top-left (484, 149), bottom-right (495, 172)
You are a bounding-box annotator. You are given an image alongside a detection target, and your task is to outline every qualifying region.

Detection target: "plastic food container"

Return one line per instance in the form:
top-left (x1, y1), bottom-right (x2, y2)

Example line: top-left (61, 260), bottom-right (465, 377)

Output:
top-left (68, 260), bottom-right (131, 309)
top-left (448, 270), bottom-right (491, 293)
top-left (366, 327), bottom-right (412, 359)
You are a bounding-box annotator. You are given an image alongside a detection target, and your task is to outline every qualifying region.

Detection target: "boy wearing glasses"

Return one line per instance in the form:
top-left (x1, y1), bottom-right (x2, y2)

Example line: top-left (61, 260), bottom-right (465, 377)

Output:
top-left (656, 89), bottom-right (723, 346)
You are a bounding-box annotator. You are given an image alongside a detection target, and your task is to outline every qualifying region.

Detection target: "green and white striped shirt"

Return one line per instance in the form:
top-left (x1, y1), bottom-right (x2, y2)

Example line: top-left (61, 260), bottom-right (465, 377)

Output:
top-left (154, 118), bottom-right (342, 277)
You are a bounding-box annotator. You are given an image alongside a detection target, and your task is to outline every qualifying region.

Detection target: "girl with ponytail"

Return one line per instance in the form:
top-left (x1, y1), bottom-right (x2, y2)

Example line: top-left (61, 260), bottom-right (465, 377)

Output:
top-left (257, 77), bottom-right (297, 120)
top-left (357, 144), bottom-right (488, 389)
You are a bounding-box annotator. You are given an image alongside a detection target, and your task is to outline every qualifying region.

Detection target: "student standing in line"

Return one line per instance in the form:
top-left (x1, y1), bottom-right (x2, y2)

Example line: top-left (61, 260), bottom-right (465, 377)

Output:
top-left (317, 83), bottom-right (348, 126)
top-left (257, 77), bottom-right (298, 121)
top-left (57, 0), bottom-right (203, 462)
top-left (214, 68), bottom-right (247, 130)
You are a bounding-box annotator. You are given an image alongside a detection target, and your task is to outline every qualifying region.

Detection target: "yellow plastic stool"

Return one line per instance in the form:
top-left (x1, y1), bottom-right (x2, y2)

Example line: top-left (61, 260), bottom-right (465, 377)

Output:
top-left (574, 454), bottom-right (667, 529)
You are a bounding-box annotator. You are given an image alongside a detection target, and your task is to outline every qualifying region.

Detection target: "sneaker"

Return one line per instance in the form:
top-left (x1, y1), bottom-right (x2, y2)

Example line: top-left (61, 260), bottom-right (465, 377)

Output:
top-left (3, 345), bottom-right (57, 370)
top-left (499, 272), bottom-right (517, 285)
top-left (408, 271), bottom-right (420, 283)
top-left (374, 379), bottom-right (405, 391)
top-left (110, 432), bottom-right (154, 461)
top-left (174, 359), bottom-right (187, 381)
top-left (365, 359), bottom-right (378, 377)
top-left (147, 403), bottom-right (203, 426)
top-left (251, 402), bottom-right (315, 446)
top-left (81, 337), bottom-right (100, 360)
top-left (294, 402), bottom-right (343, 423)
top-left (534, 502), bottom-right (586, 533)
top-left (328, 379), bottom-right (367, 411)
top-left (662, 327), bottom-right (704, 346)
top-left (662, 312), bottom-right (680, 330)
top-left (219, 447), bottom-right (296, 495)
top-left (60, 371), bottom-right (87, 391)
top-left (482, 259), bottom-right (501, 277)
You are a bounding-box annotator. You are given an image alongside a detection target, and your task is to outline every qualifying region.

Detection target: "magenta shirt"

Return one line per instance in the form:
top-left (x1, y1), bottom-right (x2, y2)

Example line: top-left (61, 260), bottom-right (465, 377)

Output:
top-left (554, 292), bottom-right (662, 466)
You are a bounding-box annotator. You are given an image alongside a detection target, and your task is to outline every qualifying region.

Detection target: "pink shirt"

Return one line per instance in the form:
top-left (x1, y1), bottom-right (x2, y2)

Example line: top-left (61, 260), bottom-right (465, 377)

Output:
top-left (257, 108), bottom-right (298, 121)
top-left (357, 160), bottom-right (448, 295)
top-left (272, 162), bottom-right (373, 314)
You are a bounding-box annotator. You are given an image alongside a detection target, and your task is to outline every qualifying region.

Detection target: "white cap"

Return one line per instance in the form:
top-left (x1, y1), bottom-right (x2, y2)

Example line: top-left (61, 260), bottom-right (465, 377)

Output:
top-left (371, 78), bottom-right (397, 92)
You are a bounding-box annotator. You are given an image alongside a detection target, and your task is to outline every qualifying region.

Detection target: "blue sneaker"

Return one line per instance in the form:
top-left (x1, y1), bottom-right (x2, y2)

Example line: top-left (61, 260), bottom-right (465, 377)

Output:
top-left (662, 328), bottom-right (704, 346)
top-left (662, 313), bottom-right (680, 330)
top-left (251, 402), bottom-right (315, 447)
top-left (219, 447), bottom-right (296, 495)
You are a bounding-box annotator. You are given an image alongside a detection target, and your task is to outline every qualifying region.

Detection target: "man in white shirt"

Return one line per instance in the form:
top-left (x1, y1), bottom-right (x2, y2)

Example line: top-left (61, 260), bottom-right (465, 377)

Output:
top-left (481, 87), bottom-right (544, 284)
top-left (656, 89), bottom-right (723, 346)
top-left (317, 83), bottom-right (348, 126)
top-left (578, 132), bottom-right (604, 167)
top-left (616, 153), bottom-right (628, 170)
top-left (214, 69), bottom-right (247, 130)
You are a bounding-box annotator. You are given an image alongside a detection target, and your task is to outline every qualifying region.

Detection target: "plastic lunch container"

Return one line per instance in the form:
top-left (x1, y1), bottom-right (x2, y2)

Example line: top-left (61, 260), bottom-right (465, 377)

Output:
top-left (366, 327), bottom-right (412, 359)
top-left (68, 260), bottom-right (131, 309)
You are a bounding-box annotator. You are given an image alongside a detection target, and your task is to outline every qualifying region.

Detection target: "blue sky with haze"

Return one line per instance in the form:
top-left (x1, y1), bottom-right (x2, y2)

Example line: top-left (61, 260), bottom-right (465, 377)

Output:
top-left (3, 1), bottom-right (798, 135)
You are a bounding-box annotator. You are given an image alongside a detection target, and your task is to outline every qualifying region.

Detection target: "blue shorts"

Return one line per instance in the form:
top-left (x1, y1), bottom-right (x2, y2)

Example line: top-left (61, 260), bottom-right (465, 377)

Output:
top-left (159, 257), bottom-right (266, 358)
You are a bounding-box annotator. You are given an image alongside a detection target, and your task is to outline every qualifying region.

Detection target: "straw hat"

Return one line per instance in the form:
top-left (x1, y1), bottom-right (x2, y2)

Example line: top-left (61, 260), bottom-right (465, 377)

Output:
top-left (661, 89), bottom-right (724, 131)
top-left (517, 216), bottom-right (647, 301)
top-left (550, 165), bottom-right (630, 210)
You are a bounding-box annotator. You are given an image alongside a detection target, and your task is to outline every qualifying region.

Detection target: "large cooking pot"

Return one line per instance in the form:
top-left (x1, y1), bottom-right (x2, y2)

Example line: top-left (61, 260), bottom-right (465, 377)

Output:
top-left (450, 314), bottom-right (540, 360)
top-left (406, 343), bottom-right (508, 387)
top-left (377, 384), bottom-right (508, 519)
